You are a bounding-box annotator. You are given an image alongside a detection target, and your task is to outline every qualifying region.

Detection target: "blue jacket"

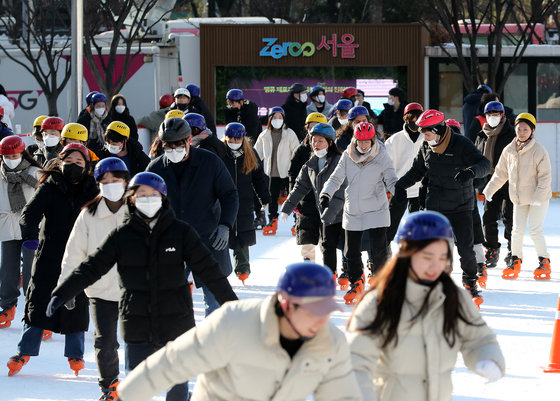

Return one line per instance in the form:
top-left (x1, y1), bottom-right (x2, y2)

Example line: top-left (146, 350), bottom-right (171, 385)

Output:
top-left (0, 123), bottom-right (13, 140)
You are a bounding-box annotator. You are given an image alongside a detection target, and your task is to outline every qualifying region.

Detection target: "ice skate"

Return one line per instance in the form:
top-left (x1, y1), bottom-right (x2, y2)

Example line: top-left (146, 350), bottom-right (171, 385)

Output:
top-left (477, 263), bottom-right (488, 288)
top-left (7, 355), bottom-right (30, 376)
top-left (263, 218), bottom-right (278, 235)
top-left (42, 330), bottom-right (52, 340)
top-left (99, 379), bottom-right (119, 401)
top-left (485, 247), bottom-right (500, 268)
top-left (367, 260), bottom-right (375, 286)
top-left (463, 278), bottom-right (484, 308)
top-left (236, 272), bottom-right (249, 285)
top-left (0, 306), bottom-right (15, 328)
top-left (253, 211), bottom-right (266, 230)
top-left (504, 250), bottom-right (512, 266)
top-left (277, 188), bottom-right (288, 205)
top-left (291, 225), bottom-right (296, 236)
top-left (68, 357), bottom-right (85, 376)
top-left (502, 257), bottom-right (521, 279)
top-left (337, 271), bottom-right (349, 290)
top-left (343, 280), bottom-right (363, 305)
top-left (534, 257), bottom-right (551, 280)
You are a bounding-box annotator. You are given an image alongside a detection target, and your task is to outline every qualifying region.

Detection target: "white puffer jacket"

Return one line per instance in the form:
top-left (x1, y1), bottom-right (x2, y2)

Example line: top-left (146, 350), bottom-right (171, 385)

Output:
top-left (254, 127), bottom-right (300, 178)
top-left (385, 127), bottom-right (423, 198)
top-left (58, 199), bottom-right (126, 302)
top-left (0, 94), bottom-right (15, 129)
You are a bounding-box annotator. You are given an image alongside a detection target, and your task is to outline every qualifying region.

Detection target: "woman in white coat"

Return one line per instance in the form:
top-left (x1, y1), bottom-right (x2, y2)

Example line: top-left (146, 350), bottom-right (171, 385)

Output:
top-left (58, 157), bottom-right (129, 401)
top-left (0, 136), bottom-right (42, 328)
top-left (347, 211), bottom-right (505, 401)
top-left (320, 122), bottom-right (398, 305)
top-left (254, 106), bottom-right (299, 235)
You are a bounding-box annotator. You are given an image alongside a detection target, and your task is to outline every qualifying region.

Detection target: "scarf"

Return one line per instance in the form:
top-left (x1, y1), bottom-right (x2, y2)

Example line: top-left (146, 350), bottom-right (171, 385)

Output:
top-left (429, 126), bottom-right (452, 154)
top-left (516, 135), bottom-right (533, 153)
top-left (89, 110), bottom-right (107, 150)
top-left (348, 137), bottom-right (379, 165)
top-left (482, 117), bottom-right (506, 168)
top-left (0, 159), bottom-right (38, 212)
top-left (231, 148), bottom-right (244, 159)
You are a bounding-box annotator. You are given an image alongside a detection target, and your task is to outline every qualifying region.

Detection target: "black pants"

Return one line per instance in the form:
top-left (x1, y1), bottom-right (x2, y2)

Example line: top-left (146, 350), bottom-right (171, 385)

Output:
top-left (483, 183), bottom-right (513, 250)
top-left (387, 196), bottom-right (420, 244)
top-left (321, 222), bottom-right (344, 275)
top-left (90, 298), bottom-right (120, 389)
top-left (443, 211), bottom-right (478, 280)
top-left (268, 176), bottom-right (288, 220)
top-left (344, 227), bottom-right (387, 283)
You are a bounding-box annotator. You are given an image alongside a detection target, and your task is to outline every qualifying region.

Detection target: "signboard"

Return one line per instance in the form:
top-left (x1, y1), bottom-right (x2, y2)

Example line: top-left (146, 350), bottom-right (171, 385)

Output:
top-left (259, 34), bottom-right (359, 59)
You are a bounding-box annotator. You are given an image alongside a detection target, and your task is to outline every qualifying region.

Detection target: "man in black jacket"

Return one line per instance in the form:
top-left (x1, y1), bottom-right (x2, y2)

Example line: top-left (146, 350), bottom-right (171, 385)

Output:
top-left (282, 83), bottom-right (308, 141)
top-left (394, 109), bottom-right (490, 307)
top-left (185, 84), bottom-right (217, 136)
top-left (223, 89), bottom-right (262, 145)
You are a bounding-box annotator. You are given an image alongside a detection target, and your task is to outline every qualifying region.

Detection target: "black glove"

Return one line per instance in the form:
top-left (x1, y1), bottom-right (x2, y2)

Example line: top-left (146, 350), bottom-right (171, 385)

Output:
top-left (392, 185), bottom-right (407, 202)
top-left (210, 224), bottom-right (230, 251)
top-left (320, 195), bottom-right (330, 210)
top-left (46, 296), bottom-right (64, 318)
top-left (454, 168), bottom-right (475, 184)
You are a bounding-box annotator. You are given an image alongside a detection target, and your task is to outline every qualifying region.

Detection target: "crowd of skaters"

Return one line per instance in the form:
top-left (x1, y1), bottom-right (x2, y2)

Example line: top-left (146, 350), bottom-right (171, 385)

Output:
top-left (0, 78), bottom-right (551, 401)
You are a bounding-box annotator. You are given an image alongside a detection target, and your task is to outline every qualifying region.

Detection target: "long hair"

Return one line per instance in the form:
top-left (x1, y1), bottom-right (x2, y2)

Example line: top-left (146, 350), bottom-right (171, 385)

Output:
top-left (266, 113), bottom-right (284, 130)
top-left (84, 170), bottom-right (130, 215)
top-left (22, 149), bottom-right (43, 169)
top-left (308, 137), bottom-right (342, 159)
top-left (149, 137), bottom-right (163, 159)
top-left (348, 238), bottom-right (480, 349)
top-left (223, 137), bottom-right (259, 175)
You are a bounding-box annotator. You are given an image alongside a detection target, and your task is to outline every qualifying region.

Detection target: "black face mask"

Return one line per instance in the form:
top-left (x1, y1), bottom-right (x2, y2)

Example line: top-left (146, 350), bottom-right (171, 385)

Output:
top-left (176, 103), bottom-right (188, 111)
top-left (62, 163), bottom-right (84, 183)
top-left (407, 121), bottom-right (419, 132)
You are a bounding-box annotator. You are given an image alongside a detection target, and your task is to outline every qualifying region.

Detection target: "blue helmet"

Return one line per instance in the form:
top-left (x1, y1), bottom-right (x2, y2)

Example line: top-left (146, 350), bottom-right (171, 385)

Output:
top-left (91, 93), bottom-right (107, 105)
top-left (86, 91), bottom-right (99, 105)
top-left (269, 106), bottom-right (285, 117)
top-left (277, 263), bottom-right (335, 298)
top-left (484, 101), bottom-right (504, 114)
top-left (184, 113), bottom-right (207, 131)
top-left (335, 99), bottom-right (353, 111)
top-left (477, 84), bottom-right (492, 93)
top-left (225, 122), bottom-right (246, 138)
top-left (310, 123), bottom-right (336, 141)
top-left (94, 157), bottom-right (129, 181)
top-left (396, 211), bottom-right (454, 243)
top-left (226, 89), bottom-right (244, 101)
top-left (348, 106), bottom-right (369, 120)
top-left (128, 172), bottom-right (167, 196)
top-left (186, 83), bottom-right (200, 97)
top-left (310, 85), bottom-right (325, 97)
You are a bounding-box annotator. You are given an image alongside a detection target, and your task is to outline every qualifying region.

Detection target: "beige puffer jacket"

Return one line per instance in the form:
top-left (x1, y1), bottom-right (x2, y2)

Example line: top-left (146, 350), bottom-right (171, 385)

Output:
top-left (118, 296), bottom-right (362, 401)
top-left (483, 138), bottom-right (551, 205)
top-left (347, 279), bottom-right (505, 401)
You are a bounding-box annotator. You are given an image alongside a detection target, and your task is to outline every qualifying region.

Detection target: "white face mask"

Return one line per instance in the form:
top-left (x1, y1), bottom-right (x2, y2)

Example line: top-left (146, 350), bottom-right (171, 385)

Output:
top-left (37, 140), bottom-right (46, 149)
top-left (115, 105), bottom-right (126, 114)
top-left (357, 146), bottom-right (369, 154)
top-left (486, 115), bottom-right (501, 128)
top-left (44, 134), bottom-right (60, 147)
top-left (338, 118), bottom-right (348, 125)
top-left (106, 143), bottom-right (122, 155)
top-left (135, 196), bottom-right (162, 218)
top-left (387, 98), bottom-right (395, 106)
top-left (354, 100), bottom-right (360, 106)
top-left (4, 157), bottom-right (22, 170)
top-left (228, 142), bottom-right (242, 150)
top-left (94, 107), bottom-right (105, 116)
top-left (314, 148), bottom-right (328, 158)
top-left (299, 93), bottom-right (308, 103)
top-left (100, 182), bottom-right (125, 202)
top-left (165, 147), bottom-right (187, 163)
top-left (317, 94), bottom-right (325, 103)
top-left (427, 138), bottom-right (439, 146)
top-left (271, 119), bottom-right (284, 129)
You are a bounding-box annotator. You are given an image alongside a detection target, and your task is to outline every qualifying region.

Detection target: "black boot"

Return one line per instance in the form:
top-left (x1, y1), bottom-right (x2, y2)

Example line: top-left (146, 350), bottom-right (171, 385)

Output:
top-left (462, 275), bottom-right (484, 307)
top-left (253, 211), bottom-right (266, 230)
top-left (485, 247), bottom-right (500, 268)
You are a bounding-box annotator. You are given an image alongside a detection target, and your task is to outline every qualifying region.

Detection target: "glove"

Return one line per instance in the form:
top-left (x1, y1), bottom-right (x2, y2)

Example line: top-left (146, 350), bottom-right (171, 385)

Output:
top-left (260, 203), bottom-right (268, 212)
top-left (454, 168), bottom-right (475, 183)
top-left (46, 296), bottom-right (64, 318)
top-left (530, 201), bottom-right (541, 206)
top-left (475, 359), bottom-right (502, 383)
top-left (64, 298), bottom-right (75, 310)
top-left (210, 224), bottom-right (230, 251)
top-left (22, 239), bottom-right (39, 251)
top-left (392, 185), bottom-right (407, 203)
top-left (279, 212), bottom-right (290, 222)
top-left (320, 195), bottom-right (330, 210)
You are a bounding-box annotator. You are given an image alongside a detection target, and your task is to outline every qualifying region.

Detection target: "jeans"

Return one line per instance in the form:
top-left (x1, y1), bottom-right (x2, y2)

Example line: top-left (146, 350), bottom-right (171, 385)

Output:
top-left (125, 342), bottom-right (189, 401)
top-left (202, 285), bottom-right (220, 316)
top-left (90, 298), bottom-right (120, 389)
top-left (344, 227), bottom-right (388, 282)
top-left (0, 239), bottom-right (34, 309)
top-left (17, 322), bottom-right (84, 358)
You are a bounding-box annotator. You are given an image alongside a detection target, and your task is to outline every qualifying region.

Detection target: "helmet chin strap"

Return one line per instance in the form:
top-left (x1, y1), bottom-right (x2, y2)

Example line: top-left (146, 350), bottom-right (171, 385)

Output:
top-left (282, 303), bottom-right (313, 341)
top-left (408, 266), bottom-right (438, 287)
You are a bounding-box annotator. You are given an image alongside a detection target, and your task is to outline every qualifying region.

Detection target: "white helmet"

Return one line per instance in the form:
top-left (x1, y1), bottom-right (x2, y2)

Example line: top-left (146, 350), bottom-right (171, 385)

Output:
top-left (174, 88), bottom-right (191, 98)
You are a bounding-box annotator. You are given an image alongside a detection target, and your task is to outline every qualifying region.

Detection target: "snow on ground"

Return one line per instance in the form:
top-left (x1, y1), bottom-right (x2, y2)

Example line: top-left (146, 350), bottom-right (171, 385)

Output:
top-left (0, 200), bottom-right (559, 400)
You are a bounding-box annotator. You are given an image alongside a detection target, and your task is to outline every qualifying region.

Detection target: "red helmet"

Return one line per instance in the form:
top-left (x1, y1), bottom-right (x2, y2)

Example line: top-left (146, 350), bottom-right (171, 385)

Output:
top-left (60, 143), bottom-right (90, 162)
top-left (159, 94), bottom-right (174, 109)
top-left (404, 102), bottom-right (423, 115)
top-left (342, 87), bottom-right (358, 98)
top-left (41, 116), bottom-right (65, 132)
top-left (0, 135), bottom-right (25, 155)
top-left (445, 119), bottom-right (461, 129)
top-left (354, 122), bottom-right (375, 140)
top-left (417, 109), bottom-right (445, 128)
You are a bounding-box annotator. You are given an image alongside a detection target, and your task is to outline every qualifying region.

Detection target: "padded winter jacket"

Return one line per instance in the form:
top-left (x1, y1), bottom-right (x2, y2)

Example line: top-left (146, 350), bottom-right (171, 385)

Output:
top-left (385, 125), bottom-right (423, 198)
top-left (348, 279), bottom-right (505, 401)
top-left (307, 101), bottom-right (335, 119)
top-left (224, 101), bottom-right (262, 144)
top-left (254, 127), bottom-right (300, 179)
top-left (117, 296), bottom-right (362, 401)
top-left (282, 95), bottom-right (308, 141)
top-left (483, 138), bottom-right (551, 205)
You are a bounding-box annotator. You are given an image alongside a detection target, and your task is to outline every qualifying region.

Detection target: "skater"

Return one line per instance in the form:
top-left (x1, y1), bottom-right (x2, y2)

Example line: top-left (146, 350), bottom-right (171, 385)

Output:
top-left (254, 106), bottom-right (299, 235)
top-left (462, 84), bottom-right (492, 137)
top-left (320, 122), bottom-right (398, 305)
top-left (77, 92), bottom-right (112, 156)
top-left (57, 157), bottom-right (129, 400)
top-left (282, 82), bottom-right (308, 141)
top-left (347, 211), bottom-right (505, 401)
top-left (393, 109), bottom-right (490, 307)
top-left (220, 122), bottom-right (271, 285)
top-left (483, 113), bottom-right (552, 280)
top-left (116, 262), bottom-right (361, 401)
top-left (328, 98), bottom-right (353, 131)
top-left (7, 143), bottom-right (99, 377)
top-left (185, 83), bottom-right (217, 136)
top-left (0, 106), bottom-right (14, 139)
top-left (377, 87), bottom-right (408, 139)
top-left (169, 87), bottom-right (191, 113)
top-left (306, 85), bottom-right (334, 118)
top-left (335, 105), bottom-right (372, 151)
top-left (108, 94), bottom-right (139, 143)
top-left (48, 171), bottom-right (238, 401)
top-left (185, 112), bottom-right (227, 159)
top-left (33, 116), bottom-right (64, 167)
top-left (0, 136), bottom-right (42, 329)
top-left (136, 94), bottom-right (174, 141)
top-left (25, 115), bottom-right (48, 156)
top-left (59, 123), bottom-right (100, 164)
top-left (224, 89), bottom-right (262, 144)
top-left (98, 121), bottom-right (150, 176)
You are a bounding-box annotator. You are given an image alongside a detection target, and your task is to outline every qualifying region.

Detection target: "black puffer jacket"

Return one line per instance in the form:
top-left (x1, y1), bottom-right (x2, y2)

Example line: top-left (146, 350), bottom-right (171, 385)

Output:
top-left (52, 204), bottom-right (238, 344)
top-left (187, 96), bottom-right (217, 137)
top-left (20, 172), bottom-right (99, 333)
top-left (378, 102), bottom-right (406, 138)
top-left (222, 147), bottom-right (271, 248)
top-left (397, 131), bottom-right (490, 213)
top-left (97, 139), bottom-right (150, 176)
top-left (288, 142), bottom-right (321, 245)
top-left (282, 95), bottom-right (307, 141)
top-left (198, 134), bottom-right (228, 160)
top-left (32, 143), bottom-right (64, 167)
top-left (224, 101), bottom-right (262, 145)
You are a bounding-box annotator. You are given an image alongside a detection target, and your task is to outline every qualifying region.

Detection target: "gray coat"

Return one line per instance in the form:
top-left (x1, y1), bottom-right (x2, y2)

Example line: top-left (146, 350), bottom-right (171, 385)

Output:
top-left (321, 139), bottom-right (398, 231)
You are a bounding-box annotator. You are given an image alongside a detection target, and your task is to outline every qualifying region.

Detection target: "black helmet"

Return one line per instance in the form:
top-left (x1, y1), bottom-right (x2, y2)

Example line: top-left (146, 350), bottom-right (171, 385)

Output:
top-left (289, 83), bottom-right (307, 94)
top-left (158, 117), bottom-right (191, 142)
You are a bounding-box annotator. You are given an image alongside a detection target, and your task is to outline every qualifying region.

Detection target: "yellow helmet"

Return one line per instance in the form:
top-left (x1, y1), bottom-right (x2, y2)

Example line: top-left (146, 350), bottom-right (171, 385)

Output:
top-left (33, 115), bottom-right (48, 128)
top-left (61, 123), bottom-right (88, 142)
top-left (111, 94), bottom-right (125, 104)
top-left (305, 112), bottom-right (328, 125)
top-left (515, 112), bottom-right (536, 129)
top-left (165, 110), bottom-right (185, 120)
top-left (106, 121), bottom-right (130, 138)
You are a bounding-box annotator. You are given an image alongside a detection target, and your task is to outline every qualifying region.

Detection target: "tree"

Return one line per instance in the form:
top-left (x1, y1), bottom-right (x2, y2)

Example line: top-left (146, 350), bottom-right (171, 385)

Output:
top-left (0, 0), bottom-right (72, 116)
